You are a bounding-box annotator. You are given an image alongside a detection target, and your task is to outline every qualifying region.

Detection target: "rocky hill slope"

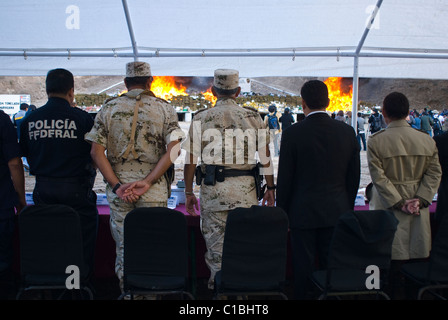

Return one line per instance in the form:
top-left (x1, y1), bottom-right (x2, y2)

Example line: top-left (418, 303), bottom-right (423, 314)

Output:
top-left (1, 76), bottom-right (447, 111)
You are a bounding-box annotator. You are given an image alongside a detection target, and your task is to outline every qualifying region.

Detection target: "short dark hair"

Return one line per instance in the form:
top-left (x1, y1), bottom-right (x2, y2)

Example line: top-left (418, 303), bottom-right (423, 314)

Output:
top-left (46, 68), bottom-right (74, 95)
top-left (20, 103), bottom-right (29, 110)
top-left (124, 76), bottom-right (152, 88)
top-left (300, 80), bottom-right (329, 110)
top-left (382, 92), bottom-right (409, 120)
top-left (212, 86), bottom-right (239, 97)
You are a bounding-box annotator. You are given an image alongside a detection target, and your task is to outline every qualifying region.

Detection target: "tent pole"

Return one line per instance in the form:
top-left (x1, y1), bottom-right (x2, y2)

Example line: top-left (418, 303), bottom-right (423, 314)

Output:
top-left (122, 0), bottom-right (139, 61)
top-left (351, 56), bottom-right (359, 128)
top-left (351, 0), bottom-right (383, 130)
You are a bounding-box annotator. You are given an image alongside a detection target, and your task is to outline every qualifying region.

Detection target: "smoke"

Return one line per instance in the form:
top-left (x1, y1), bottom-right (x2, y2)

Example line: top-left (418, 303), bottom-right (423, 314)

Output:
top-left (174, 76), bottom-right (213, 93)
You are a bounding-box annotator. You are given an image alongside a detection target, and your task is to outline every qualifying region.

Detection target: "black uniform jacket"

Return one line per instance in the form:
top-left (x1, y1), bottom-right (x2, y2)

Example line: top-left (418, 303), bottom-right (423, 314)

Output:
top-left (276, 112), bottom-right (361, 229)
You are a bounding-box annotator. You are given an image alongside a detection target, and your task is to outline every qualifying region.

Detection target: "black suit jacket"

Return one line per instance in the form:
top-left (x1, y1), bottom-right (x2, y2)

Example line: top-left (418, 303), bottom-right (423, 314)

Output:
top-left (434, 131), bottom-right (448, 223)
top-left (276, 112), bottom-right (361, 229)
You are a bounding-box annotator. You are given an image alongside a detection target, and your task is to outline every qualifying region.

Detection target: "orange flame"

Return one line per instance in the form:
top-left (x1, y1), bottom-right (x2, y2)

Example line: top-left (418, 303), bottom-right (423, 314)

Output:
top-left (152, 76), bottom-right (217, 104)
top-left (324, 77), bottom-right (353, 113)
top-left (119, 76), bottom-right (218, 105)
top-left (202, 88), bottom-right (217, 104)
top-left (150, 76), bottom-right (188, 101)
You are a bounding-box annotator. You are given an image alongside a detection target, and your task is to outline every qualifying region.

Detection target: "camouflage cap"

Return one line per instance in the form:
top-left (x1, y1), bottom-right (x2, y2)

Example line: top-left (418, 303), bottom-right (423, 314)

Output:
top-left (213, 69), bottom-right (239, 90)
top-left (126, 61), bottom-right (151, 77)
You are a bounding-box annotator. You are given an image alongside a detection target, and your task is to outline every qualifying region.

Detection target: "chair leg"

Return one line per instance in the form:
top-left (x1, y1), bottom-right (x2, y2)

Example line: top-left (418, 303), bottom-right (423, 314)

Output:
top-left (15, 288), bottom-right (24, 300)
top-left (82, 286), bottom-right (94, 300)
top-left (183, 291), bottom-right (195, 300)
top-left (117, 291), bottom-right (128, 300)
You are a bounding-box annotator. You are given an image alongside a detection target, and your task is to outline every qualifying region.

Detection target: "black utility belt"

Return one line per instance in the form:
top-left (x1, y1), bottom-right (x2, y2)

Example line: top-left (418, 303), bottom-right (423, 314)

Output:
top-left (195, 165), bottom-right (254, 186)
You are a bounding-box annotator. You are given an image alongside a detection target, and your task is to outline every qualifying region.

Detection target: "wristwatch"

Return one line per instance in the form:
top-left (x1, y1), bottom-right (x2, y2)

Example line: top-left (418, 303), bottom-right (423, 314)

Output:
top-left (112, 183), bottom-right (121, 194)
top-left (267, 185), bottom-right (277, 190)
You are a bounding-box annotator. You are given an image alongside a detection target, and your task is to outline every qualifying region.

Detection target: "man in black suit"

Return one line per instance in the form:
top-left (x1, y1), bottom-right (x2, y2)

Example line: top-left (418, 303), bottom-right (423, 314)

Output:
top-left (276, 80), bottom-right (361, 299)
top-left (434, 131), bottom-right (448, 228)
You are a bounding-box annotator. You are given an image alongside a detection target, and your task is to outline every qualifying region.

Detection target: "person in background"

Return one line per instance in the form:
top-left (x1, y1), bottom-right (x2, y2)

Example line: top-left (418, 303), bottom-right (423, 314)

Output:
top-left (368, 108), bottom-right (387, 134)
top-left (0, 110), bottom-right (26, 299)
top-left (21, 105), bottom-right (37, 171)
top-left (432, 114), bottom-right (443, 137)
top-left (12, 103), bottom-right (28, 138)
top-left (367, 92), bottom-right (441, 299)
top-left (345, 111), bottom-right (352, 125)
top-left (411, 111), bottom-right (421, 130)
top-left (442, 114), bottom-right (448, 132)
top-left (279, 107), bottom-right (295, 132)
top-left (406, 111), bottom-right (415, 126)
top-left (334, 110), bottom-right (345, 122)
top-left (356, 112), bottom-right (367, 151)
top-left (24, 104), bottom-right (36, 118)
top-left (264, 104), bottom-right (282, 156)
top-left (20, 68), bottom-right (98, 281)
top-left (276, 80), bottom-right (360, 300)
top-left (420, 110), bottom-right (434, 136)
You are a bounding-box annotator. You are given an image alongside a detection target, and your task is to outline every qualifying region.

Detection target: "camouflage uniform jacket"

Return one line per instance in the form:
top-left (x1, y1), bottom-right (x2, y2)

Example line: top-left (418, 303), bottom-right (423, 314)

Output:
top-left (85, 88), bottom-right (183, 201)
top-left (183, 97), bottom-right (269, 212)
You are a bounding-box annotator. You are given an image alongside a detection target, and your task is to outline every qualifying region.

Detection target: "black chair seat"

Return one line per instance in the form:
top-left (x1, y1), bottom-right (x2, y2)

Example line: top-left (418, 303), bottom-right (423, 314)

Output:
top-left (126, 274), bottom-right (186, 290)
top-left (400, 215), bottom-right (448, 299)
top-left (23, 274), bottom-right (69, 286)
top-left (215, 270), bottom-right (282, 293)
top-left (402, 262), bottom-right (448, 284)
top-left (119, 207), bottom-right (194, 300)
top-left (16, 204), bottom-right (93, 300)
top-left (311, 269), bottom-right (374, 292)
top-left (310, 210), bottom-right (398, 300)
top-left (213, 206), bottom-right (289, 300)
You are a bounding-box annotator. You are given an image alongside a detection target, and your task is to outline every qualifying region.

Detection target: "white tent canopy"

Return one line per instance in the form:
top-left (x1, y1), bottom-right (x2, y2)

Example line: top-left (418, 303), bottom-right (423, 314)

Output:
top-left (1, 0), bottom-right (447, 79)
top-left (1, 0), bottom-right (448, 124)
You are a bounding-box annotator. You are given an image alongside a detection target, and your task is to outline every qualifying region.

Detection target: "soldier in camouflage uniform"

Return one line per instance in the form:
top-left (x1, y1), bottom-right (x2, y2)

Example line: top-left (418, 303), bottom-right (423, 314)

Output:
top-left (183, 69), bottom-right (276, 290)
top-left (85, 61), bottom-right (184, 291)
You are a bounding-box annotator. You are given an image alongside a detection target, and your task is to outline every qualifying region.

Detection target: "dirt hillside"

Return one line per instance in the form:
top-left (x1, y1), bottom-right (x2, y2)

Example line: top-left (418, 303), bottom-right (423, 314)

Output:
top-left (1, 76), bottom-right (447, 110)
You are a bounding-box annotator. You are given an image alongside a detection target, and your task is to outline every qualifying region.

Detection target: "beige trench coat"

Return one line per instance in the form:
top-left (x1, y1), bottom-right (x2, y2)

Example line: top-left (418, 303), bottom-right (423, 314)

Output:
top-left (367, 120), bottom-right (442, 260)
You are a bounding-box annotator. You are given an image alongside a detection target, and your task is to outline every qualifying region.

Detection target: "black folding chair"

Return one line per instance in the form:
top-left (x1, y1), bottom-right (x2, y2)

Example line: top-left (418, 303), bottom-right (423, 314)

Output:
top-left (16, 204), bottom-right (93, 300)
top-left (118, 207), bottom-right (194, 300)
top-left (310, 210), bottom-right (398, 300)
top-left (401, 214), bottom-right (448, 300)
top-left (214, 205), bottom-right (289, 300)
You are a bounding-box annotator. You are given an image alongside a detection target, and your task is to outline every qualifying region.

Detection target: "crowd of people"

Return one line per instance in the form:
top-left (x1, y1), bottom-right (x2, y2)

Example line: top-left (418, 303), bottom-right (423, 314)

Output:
top-left (0, 62), bottom-right (447, 301)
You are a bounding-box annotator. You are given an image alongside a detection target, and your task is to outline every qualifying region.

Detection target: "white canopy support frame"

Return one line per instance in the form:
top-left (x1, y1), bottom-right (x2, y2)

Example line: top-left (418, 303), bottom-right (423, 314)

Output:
top-left (351, 0), bottom-right (383, 129)
top-left (0, 1), bottom-right (447, 116)
top-left (121, 0), bottom-right (139, 62)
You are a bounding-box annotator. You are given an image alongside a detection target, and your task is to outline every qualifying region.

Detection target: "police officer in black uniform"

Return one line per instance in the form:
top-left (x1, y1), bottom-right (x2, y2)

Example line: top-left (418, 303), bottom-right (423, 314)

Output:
top-left (20, 68), bottom-right (98, 278)
top-left (0, 110), bottom-right (26, 298)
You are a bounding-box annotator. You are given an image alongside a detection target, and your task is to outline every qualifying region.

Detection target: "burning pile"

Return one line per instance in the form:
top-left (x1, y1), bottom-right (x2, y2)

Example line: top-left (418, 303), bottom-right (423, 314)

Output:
top-left (151, 76), bottom-right (217, 105)
top-left (324, 77), bottom-right (353, 113)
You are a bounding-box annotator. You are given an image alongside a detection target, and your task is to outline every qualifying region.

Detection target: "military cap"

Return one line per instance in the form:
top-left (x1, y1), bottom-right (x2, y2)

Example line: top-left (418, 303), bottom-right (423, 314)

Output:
top-left (213, 69), bottom-right (239, 90)
top-left (126, 61), bottom-right (151, 77)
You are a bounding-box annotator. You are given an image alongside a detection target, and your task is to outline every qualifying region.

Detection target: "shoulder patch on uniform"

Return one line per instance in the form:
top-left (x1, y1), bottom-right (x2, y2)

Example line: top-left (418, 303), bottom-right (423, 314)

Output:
top-left (155, 97), bottom-right (169, 104)
top-left (371, 128), bottom-right (385, 137)
top-left (103, 95), bottom-right (119, 104)
top-left (195, 108), bottom-right (208, 115)
top-left (243, 106), bottom-right (258, 113)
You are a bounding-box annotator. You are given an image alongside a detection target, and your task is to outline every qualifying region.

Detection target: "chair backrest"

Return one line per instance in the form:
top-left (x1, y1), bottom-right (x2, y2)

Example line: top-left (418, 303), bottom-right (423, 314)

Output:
top-left (428, 214), bottom-right (448, 282)
top-left (123, 207), bottom-right (188, 278)
top-left (328, 210), bottom-right (398, 271)
top-left (220, 205), bottom-right (289, 291)
top-left (18, 204), bottom-right (87, 279)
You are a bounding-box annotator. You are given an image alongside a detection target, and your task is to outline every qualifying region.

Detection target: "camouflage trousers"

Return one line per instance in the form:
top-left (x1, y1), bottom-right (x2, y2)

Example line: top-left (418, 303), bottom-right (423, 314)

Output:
top-left (106, 187), bottom-right (166, 291)
top-left (200, 209), bottom-right (229, 290)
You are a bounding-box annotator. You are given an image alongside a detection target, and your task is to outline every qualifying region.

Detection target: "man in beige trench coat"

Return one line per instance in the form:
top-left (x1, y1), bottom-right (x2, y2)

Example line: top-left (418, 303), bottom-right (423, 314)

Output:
top-left (367, 92), bottom-right (441, 298)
